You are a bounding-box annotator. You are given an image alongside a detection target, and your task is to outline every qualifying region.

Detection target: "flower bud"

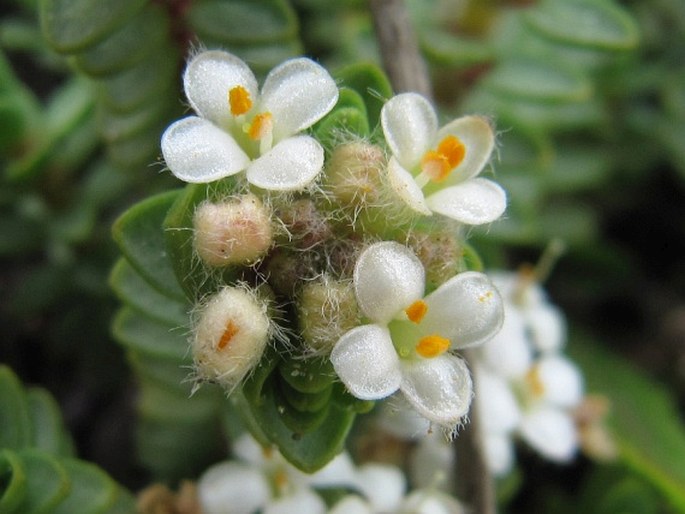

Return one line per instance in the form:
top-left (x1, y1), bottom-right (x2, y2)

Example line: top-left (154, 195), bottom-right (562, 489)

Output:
top-left (276, 199), bottom-right (332, 250)
top-left (192, 286), bottom-right (271, 391)
top-left (298, 276), bottom-right (360, 354)
top-left (193, 194), bottom-right (273, 267)
top-left (407, 230), bottom-right (462, 290)
top-left (326, 142), bottom-right (385, 206)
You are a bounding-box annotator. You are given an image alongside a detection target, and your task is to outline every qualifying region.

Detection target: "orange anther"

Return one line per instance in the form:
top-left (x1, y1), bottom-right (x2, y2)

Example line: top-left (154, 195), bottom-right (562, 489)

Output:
top-left (246, 112), bottom-right (273, 140)
top-left (229, 86), bottom-right (253, 116)
top-left (525, 365), bottom-right (545, 398)
top-left (217, 320), bottom-right (239, 350)
top-left (405, 300), bottom-right (428, 324)
top-left (420, 135), bottom-right (466, 183)
top-left (415, 334), bottom-right (450, 358)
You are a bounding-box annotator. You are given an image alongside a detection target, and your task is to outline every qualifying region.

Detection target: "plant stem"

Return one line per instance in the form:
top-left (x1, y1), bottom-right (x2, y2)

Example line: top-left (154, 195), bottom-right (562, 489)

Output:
top-left (369, 0), bottom-right (433, 100)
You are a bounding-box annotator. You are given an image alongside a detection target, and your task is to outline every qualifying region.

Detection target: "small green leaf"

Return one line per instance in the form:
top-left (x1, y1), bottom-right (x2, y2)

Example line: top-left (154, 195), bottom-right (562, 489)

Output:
top-left (105, 120), bottom-right (167, 170)
top-left (278, 356), bottom-right (336, 394)
top-left (483, 58), bottom-right (592, 103)
top-left (112, 307), bottom-right (187, 362)
top-left (99, 89), bottom-right (175, 143)
top-left (51, 459), bottom-right (119, 514)
top-left (0, 366), bottom-right (32, 450)
top-left (570, 336), bottom-right (685, 512)
top-left (163, 181), bottom-right (240, 301)
top-left (13, 450), bottom-right (70, 514)
top-left (112, 190), bottom-right (186, 301)
top-left (314, 88), bottom-right (370, 145)
top-left (110, 259), bottom-right (189, 327)
top-left (189, 0), bottom-right (298, 45)
top-left (40, 0), bottom-right (147, 53)
top-left (542, 146), bottom-right (613, 193)
top-left (335, 63), bottom-right (393, 130)
top-left (420, 30), bottom-right (495, 67)
top-left (73, 3), bottom-right (171, 77)
top-left (525, 0), bottom-right (639, 51)
top-left (0, 450), bottom-right (27, 514)
top-left (26, 389), bottom-right (75, 457)
top-left (137, 378), bottom-right (220, 422)
top-left (99, 46), bottom-right (179, 113)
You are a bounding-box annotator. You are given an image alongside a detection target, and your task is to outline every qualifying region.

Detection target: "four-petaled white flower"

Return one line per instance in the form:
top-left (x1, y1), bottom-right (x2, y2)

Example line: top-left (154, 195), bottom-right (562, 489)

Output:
top-left (380, 92), bottom-right (506, 224)
top-left (161, 50), bottom-right (339, 190)
top-left (330, 241), bottom-right (504, 427)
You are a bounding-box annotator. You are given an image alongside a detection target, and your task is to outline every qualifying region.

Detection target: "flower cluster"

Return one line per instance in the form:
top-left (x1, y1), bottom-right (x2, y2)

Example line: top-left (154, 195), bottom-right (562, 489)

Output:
top-left (161, 48), bottom-right (508, 464)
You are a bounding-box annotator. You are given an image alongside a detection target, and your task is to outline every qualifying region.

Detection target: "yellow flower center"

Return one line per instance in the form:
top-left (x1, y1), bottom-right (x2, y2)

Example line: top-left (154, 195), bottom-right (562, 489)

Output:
top-left (405, 299), bottom-right (428, 323)
top-left (415, 334), bottom-right (450, 358)
top-left (229, 85), bottom-right (253, 116)
top-left (525, 365), bottom-right (546, 399)
top-left (420, 135), bottom-right (466, 183)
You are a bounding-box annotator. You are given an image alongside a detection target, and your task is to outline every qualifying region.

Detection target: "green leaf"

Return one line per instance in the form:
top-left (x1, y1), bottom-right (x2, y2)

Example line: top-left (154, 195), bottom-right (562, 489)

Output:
top-left (483, 58), bottom-right (592, 103)
top-left (314, 88), bottom-right (370, 145)
top-left (0, 450), bottom-right (27, 514)
top-left (112, 307), bottom-right (187, 362)
top-left (188, 0), bottom-right (298, 45)
top-left (335, 63), bottom-right (393, 130)
top-left (525, 0), bottom-right (639, 51)
top-left (13, 450), bottom-right (70, 514)
top-left (127, 350), bottom-right (191, 392)
top-left (112, 190), bottom-right (186, 302)
top-left (40, 0), bottom-right (147, 53)
top-left (110, 259), bottom-right (189, 327)
top-left (0, 366), bottom-right (32, 450)
top-left (570, 336), bottom-right (685, 512)
top-left (73, 3), bottom-right (171, 77)
top-left (420, 30), bottom-right (495, 67)
top-left (163, 181), bottom-right (240, 301)
top-left (26, 389), bottom-right (75, 457)
top-left (137, 378), bottom-right (220, 422)
top-left (51, 459), bottom-right (123, 514)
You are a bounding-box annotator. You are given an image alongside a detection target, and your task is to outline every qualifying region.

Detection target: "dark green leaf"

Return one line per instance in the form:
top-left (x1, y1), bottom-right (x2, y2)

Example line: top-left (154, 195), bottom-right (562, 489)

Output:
top-left (110, 259), bottom-right (189, 327)
top-left (112, 307), bottom-right (188, 362)
top-left (127, 350), bottom-right (190, 392)
top-left (335, 63), bottom-right (393, 130)
top-left (420, 30), bottom-right (495, 67)
top-left (0, 366), bottom-right (32, 450)
top-left (314, 88), bottom-right (370, 145)
top-left (51, 459), bottom-right (120, 514)
top-left (13, 450), bottom-right (70, 514)
top-left (40, 0), bottom-right (147, 53)
top-left (525, 0), bottom-right (639, 51)
top-left (137, 378), bottom-right (220, 422)
top-left (189, 0), bottom-right (298, 45)
top-left (112, 190), bottom-right (186, 301)
top-left (570, 336), bottom-right (685, 512)
top-left (26, 389), bottom-right (75, 457)
top-left (0, 450), bottom-right (27, 514)
top-left (73, 3), bottom-right (171, 77)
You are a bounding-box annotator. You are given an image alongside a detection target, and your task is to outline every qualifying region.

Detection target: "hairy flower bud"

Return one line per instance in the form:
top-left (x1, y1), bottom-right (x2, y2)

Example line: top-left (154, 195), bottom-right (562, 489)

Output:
top-left (298, 277), bottom-right (360, 354)
top-left (407, 230), bottom-right (462, 290)
top-left (192, 286), bottom-right (271, 391)
top-left (193, 194), bottom-right (273, 267)
top-left (326, 142), bottom-right (385, 206)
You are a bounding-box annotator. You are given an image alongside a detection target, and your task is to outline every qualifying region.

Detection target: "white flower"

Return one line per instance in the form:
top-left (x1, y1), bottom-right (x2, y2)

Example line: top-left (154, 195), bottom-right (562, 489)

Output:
top-left (380, 92), bottom-right (506, 224)
top-left (330, 241), bottom-right (504, 427)
top-left (161, 50), bottom-right (338, 190)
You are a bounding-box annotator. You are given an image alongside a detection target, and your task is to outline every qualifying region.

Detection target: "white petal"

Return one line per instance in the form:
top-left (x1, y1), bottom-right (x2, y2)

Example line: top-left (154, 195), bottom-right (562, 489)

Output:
top-left (381, 93), bottom-right (437, 169)
top-left (184, 50), bottom-right (258, 127)
top-left (474, 367), bottom-right (521, 434)
top-left (305, 452), bottom-right (358, 489)
top-left (246, 135), bottom-right (323, 190)
top-left (387, 157), bottom-right (432, 215)
top-left (477, 309), bottom-right (532, 379)
top-left (400, 490), bottom-right (466, 514)
top-left (231, 432), bottom-right (268, 468)
top-left (400, 354), bottom-right (472, 426)
top-left (519, 408), bottom-right (578, 462)
top-left (262, 488), bottom-right (326, 514)
top-left (409, 431), bottom-right (454, 489)
top-left (377, 395), bottom-right (432, 439)
top-left (426, 178), bottom-right (507, 225)
top-left (355, 464), bottom-right (406, 512)
top-left (421, 271), bottom-right (504, 349)
top-left (330, 496), bottom-right (372, 514)
top-left (354, 241), bottom-right (425, 324)
top-left (260, 57), bottom-right (339, 141)
top-left (483, 433), bottom-right (515, 476)
top-left (436, 115), bottom-right (495, 183)
top-left (198, 461), bottom-right (270, 514)
top-left (161, 116), bottom-right (250, 183)
top-left (537, 355), bottom-right (584, 408)
top-left (526, 304), bottom-right (566, 353)
top-left (331, 325), bottom-right (401, 400)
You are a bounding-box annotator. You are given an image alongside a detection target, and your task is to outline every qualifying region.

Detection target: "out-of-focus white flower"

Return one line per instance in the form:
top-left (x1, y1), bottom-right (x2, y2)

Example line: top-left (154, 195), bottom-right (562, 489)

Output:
top-left (380, 92), bottom-right (506, 224)
top-left (198, 433), bottom-right (356, 514)
top-left (161, 50), bottom-right (338, 190)
top-left (331, 241), bottom-right (504, 428)
top-left (474, 270), bottom-right (584, 475)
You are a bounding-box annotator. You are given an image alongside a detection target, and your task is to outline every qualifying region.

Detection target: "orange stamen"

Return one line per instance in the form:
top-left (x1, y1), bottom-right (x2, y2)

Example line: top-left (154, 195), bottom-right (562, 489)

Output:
top-left (415, 334), bottom-right (450, 358)
top-left (525, 365), bottom-right (545, 398)
top-left (405, 300), bottom-right (428, 324)
top-left (246, 112), bottom-right (273, 140)
top-left (229, 86), bottom-right (252, 116)
top-left (420, 135), bottom-right (466, 183)
top-left (217, 320), bottom-right (239, 350)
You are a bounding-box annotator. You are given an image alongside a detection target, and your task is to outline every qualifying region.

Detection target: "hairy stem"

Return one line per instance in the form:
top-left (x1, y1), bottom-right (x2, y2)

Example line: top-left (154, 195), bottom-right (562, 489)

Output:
top-left (369, 0), bottom-right (433, 100)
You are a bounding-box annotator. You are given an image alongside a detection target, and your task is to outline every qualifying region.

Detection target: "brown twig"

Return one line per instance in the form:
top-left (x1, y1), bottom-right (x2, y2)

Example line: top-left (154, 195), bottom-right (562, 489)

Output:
top-left (369, 0), bottom-right (433, 100)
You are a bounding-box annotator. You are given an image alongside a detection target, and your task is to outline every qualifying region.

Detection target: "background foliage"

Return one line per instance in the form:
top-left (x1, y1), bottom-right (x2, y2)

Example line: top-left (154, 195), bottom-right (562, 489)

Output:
top-left (1, 0), bottom-right (684, 512)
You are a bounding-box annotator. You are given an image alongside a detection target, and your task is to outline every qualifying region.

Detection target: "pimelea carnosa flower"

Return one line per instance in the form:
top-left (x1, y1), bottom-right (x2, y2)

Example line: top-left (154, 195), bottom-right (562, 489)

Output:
top-left (330, 241), bottom-right (504, 428)
top-left (161, 50), bottom-right (339, 190)
top-left (380, 92), bottom-right (506, 224)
